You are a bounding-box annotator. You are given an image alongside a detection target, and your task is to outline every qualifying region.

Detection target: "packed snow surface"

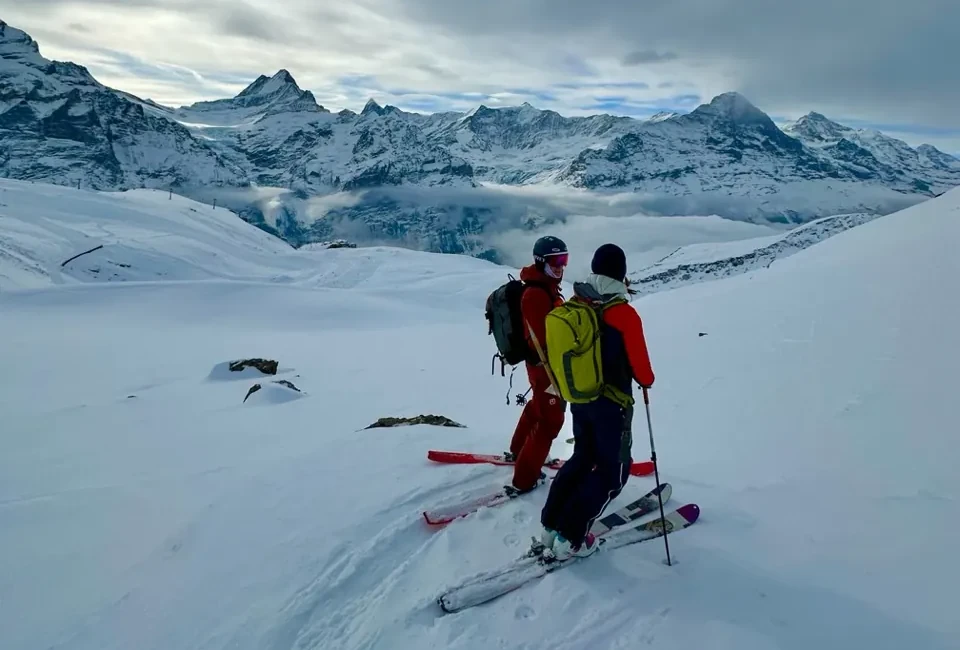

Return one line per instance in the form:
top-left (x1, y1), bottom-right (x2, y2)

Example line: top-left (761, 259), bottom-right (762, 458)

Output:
top-left (1, 180), bottom-right (958, 650)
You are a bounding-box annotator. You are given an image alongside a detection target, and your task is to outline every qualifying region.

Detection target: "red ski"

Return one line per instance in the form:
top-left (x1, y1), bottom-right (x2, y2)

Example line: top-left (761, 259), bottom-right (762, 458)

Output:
top-left (427, 450), bottom-right (654, 477)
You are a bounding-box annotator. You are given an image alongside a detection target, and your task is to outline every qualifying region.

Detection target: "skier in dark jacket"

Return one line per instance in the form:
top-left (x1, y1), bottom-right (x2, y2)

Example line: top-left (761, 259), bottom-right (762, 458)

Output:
top-left (539, 243), bottom-right (655, 560)
top-left (507, 236), bottom-right (569, 493)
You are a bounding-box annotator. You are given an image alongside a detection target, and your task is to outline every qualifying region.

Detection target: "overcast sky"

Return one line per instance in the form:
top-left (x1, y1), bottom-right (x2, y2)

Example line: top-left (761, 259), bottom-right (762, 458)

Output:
top-left (3, 0), bottom-right (958, 153)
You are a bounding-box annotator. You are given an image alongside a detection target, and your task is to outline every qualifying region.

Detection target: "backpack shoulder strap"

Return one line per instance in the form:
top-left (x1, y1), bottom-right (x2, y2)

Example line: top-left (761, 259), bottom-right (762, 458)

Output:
top-left (600, 296), bottom-right (628, 311)
top-left (522, 278), bottom-right (561, 300)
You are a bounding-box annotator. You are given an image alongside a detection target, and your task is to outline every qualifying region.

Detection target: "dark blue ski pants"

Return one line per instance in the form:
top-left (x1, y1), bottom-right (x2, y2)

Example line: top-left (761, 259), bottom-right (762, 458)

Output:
top-left (541, 396), bottom-right (633, 546)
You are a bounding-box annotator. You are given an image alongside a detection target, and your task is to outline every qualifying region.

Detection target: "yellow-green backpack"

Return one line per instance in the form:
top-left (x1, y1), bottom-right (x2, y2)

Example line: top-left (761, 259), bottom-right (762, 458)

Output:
top-left (545, 297), bottom-right (631, 407)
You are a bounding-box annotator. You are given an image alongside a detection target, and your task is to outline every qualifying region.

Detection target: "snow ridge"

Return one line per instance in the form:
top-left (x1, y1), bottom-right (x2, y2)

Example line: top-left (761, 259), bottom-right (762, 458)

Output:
top-left (631, 211), bottom-right (882, 294)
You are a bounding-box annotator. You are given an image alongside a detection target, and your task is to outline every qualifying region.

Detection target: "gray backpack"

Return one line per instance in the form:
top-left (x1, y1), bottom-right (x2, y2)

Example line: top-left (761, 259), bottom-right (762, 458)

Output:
top-left (485, 275), bottom-right (547, 370)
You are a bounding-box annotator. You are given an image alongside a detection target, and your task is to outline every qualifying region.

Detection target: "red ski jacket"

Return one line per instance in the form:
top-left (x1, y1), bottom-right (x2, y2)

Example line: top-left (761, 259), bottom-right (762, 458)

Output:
top-left (519, 264), bottom-right (563, 388)
top-left (599, 301), bottom-right (656, 390)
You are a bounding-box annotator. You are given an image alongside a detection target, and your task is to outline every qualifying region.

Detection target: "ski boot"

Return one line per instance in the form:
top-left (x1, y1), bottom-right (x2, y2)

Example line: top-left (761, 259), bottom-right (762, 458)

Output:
top-left (546, 532), bottom-right (599, 562)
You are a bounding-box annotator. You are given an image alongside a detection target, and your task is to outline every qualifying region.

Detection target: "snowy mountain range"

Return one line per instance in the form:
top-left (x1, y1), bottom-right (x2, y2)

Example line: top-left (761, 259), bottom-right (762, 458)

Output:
top-left (2, 19), bottom-right (959, 257)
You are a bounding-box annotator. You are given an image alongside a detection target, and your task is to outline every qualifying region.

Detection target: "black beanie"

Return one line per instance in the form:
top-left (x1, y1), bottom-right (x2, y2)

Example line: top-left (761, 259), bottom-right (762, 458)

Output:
top-left (591, 243), bottom-right (627, 282)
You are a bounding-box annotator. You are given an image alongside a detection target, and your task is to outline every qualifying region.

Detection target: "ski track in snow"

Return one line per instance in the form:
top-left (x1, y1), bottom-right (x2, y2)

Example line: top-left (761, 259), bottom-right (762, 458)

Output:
top-left (1, 178), bottom-right (959, 650)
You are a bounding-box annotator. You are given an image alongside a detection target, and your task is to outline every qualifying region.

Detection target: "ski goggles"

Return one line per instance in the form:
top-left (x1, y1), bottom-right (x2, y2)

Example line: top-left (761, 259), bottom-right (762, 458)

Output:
top-left (543, 252), bottom-right (569, 267)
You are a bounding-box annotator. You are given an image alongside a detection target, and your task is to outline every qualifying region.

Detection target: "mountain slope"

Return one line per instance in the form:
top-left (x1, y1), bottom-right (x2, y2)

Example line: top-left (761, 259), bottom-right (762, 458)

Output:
top-left (0, 184), bottom-right (958, 650)
top-left (784, 112), bottom-right (960, 194)
top-left (0, 178), bottom-right (297, 289)
top-left (629, 211), bottom-right (882, 294)
top-left (554, 93), bottom-right (953, 223)
top-left (173, 80), bottom-right (475, 193)
top-left (424, 103), bottom-right (638, 183)
top-left (0, 21), bottom-right (243, 190)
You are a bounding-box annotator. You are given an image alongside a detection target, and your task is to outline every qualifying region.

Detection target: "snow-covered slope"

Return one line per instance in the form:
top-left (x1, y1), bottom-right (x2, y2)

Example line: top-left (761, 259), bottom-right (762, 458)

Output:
top-left (630, 211), bottom-right (883, 294)
top-left (0, 179), bottom-right (296, 289)
top-left (1, 178), bottom-right (958, 649)
top-left (2, 18), bottom-right (959, 254)
top-left (0, 179), bottom-right (788, 292)
top-left (0, 179), bottom-right (511, 292)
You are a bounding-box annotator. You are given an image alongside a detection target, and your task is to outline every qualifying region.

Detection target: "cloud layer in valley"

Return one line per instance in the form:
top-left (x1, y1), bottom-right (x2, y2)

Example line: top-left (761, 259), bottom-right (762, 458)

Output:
top-left (3, 0), bottom-right (959, 153)
top-left (194, 181), bottom-right (919, 268)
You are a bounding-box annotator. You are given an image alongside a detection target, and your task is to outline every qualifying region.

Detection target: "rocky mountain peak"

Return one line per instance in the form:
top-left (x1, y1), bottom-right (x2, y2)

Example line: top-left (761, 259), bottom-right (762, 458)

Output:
top-left (361, 98), bottom-right (384, 116)
top-left (180, 68), bottom-right (318, 116)
top-left (647, 111), bottom-right (679, 123)
top-left (236, 69), bottom-right (302, 99)
top-left (917, 143), bottom-right (960, 170)
top-left (689, 92), bottom-right (772, 126)
top-left (784, 111), bottom-right (851, 142)
top-left (0, 20), bottom-right (39, 53)
top-left (0, 20), bottom-right (100, 95)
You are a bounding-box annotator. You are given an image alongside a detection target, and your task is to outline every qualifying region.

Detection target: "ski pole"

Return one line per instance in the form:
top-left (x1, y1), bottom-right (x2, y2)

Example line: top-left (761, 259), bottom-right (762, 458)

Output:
top-left (643, 386), bottom-right (672, 566)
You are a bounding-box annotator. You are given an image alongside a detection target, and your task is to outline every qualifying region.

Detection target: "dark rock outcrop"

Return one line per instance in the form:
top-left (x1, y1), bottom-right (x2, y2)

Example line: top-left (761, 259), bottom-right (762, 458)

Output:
top-left (365, 415), bottom-right (466, 429)
top-left (229, 358), bottom-right (278, 375)
top-left (243, 379), bottom-right (302, 403)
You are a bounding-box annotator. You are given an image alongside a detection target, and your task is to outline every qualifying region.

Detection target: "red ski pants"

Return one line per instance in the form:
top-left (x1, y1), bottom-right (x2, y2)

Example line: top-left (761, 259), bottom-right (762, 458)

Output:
top-left (509, 365), bottom-right (566, 491)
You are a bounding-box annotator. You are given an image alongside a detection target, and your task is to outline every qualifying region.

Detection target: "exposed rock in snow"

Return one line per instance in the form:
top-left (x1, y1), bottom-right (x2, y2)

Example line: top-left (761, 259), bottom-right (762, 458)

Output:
top-left (242, 379), bottom-right (306, 405)
top-left (229, 358), bottom-right (279, 376)
top-left (365, 415), bottom-right (467, 429)
top-left (208, 359), bottom-right (280, 381)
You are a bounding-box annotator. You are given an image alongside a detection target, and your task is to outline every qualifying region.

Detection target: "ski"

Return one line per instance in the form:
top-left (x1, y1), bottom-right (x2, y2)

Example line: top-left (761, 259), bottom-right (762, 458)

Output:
top-left (431, 482), bottom-right (670, 566)
top-left (427, 450), bottom-right (565, 469)
top-left (424, 472), bottom-right (670, 531)
top-left (592, 481), bottom-right (672, 536)
top-left (427, 450), bottom-right (655, 477)
top-left (437, 503), bottom-right (700, 613)
top-left (502, 481), bottom-right (673, 562)
top-left (427, 483), bottom-right (672, 592)
top-left (422, 474), bottom-right (548, 526)
top-left (423, 471), bottom-right (668, 528)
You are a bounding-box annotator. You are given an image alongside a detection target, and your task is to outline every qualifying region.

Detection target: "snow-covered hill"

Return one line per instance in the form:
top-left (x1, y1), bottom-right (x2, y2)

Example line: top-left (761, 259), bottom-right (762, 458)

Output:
top-left (629, 211), bottom-right (883, 294)
top-left (1, 173), bottom-right (958, 649)
top-left (0, 179), bottom-right (518, 293)
top-left (1, 18), bottom-right (959, 256)
top-left (0, 178), bottom-right (782, 292)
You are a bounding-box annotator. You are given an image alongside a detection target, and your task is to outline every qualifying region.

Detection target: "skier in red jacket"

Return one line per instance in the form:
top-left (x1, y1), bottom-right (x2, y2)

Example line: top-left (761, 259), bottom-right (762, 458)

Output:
top-left (539, 243), bottom-right (655, 560)
top-left (507, 236), bottom-right (569, 493)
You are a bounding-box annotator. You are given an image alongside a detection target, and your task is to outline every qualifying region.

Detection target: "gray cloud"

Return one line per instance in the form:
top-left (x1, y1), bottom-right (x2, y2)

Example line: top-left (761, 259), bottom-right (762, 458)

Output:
top-left (622, 50), bottom-right (679, 66)
top-left (214, 5), bottom-right (284, 43)
top-left (2, 0), bottom-right (956, 140)
top-left (389, 0), bottom-right (960, 129)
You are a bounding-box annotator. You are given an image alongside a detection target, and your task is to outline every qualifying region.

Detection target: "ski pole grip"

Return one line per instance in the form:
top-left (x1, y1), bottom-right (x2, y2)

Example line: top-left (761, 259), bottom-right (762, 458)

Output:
top-left (642, 386), bottom-right (650, 405)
